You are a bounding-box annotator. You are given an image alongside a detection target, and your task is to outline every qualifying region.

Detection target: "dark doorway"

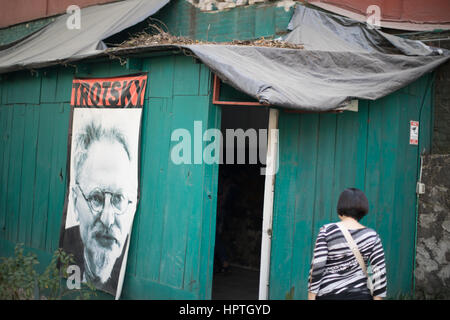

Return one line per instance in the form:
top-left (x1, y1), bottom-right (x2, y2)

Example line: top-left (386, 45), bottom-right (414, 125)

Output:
top-left (212, 106), bottom-right (269, 300)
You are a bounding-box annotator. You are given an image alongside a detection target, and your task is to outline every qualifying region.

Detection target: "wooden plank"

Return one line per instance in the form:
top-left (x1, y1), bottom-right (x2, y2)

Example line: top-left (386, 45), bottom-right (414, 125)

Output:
top-left (0, 78), bottom-right (7, 105)
top-left (55, 67), bottom-right (75, 103)
top-left (159, 95), bottom-right (204, 288)
top-left (182, 95), bottom-right (215, 296)
top-left (255, 5), bottom-right (276, 38)
top-left (391, 85), bottom-right (431, 295)
top-left (354, 102), bottom-right (370, 191)
top-left (173, 56), bottom-right (200, 96)
top-left (198, 65), bottom-right (211, 97)
top-left (40, 68), bottom-right (58, 103)
top-left (0, 106), bottom-right (14, 238)
top-left (269, 112), bottom-right (300, 299)
top-left (121, 276), bottom-right (197, 300)
top-left (146, 56), bottom-right (174, 98)
top-left (18, 105), bottom-right (40, 246)
top-left (312, 114), bottom-right (338, 233)
top-left (45, 103), bottom-right (70, 252)
top-left (133, 97), bottom-right (165, 279)
top-left (236, 5), bottom-right (255, 40)
top-left (124, 98), bottom-right (152, 278)
top-left (134, 97), bottom-right (173, 282)
top-left (5, 105), bottom-right (26, 242)
top-left (375, 95), bottom-right (400, 255)
top-left (0, 106), bottom-right (6, 238)
top-left (364, 94), bottom-right (402, 297)
top-left (6, 71), bottom-right (41, 104)
top-left (197, 99), bottom-right (221, 299)
top-left (364, 101), bottom-right (382, 231)
top-left (395, 93), bottom-right (419, 295)
top-left (289, 113), bottom-right (321, 300)
top-left (332, 105), bottom-right (369, 220)
top-left (31, 103), bottom-right (56, 250)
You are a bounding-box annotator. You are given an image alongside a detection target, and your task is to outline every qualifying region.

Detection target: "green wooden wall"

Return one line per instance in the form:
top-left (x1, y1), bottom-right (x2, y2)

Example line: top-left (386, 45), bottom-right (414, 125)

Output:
top-left (0, 53), bottom-right (220, 299)
top-left (270, 74), bottom-right (434, 300)
top-left (154, 0), bottom-right (294, 42)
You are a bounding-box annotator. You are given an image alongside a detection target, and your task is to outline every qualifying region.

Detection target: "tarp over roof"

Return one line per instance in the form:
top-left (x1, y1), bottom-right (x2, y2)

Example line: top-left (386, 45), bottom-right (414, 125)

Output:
top-left (0, 2), bottom-right (448, 111)
top-left (0, 0), bottom-right (169, 73)
top-left (185, 5), bottom-right (449, 111)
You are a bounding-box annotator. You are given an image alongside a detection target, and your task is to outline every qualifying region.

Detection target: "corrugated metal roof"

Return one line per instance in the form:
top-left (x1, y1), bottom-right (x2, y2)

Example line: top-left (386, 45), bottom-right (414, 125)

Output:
top-left (309, 0), bottom-right (450, 31)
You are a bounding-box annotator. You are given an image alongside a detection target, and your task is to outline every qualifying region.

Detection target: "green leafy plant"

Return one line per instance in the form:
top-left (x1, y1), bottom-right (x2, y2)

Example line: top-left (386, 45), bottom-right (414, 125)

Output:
top-left (0, 243), bottom-right (97, 300)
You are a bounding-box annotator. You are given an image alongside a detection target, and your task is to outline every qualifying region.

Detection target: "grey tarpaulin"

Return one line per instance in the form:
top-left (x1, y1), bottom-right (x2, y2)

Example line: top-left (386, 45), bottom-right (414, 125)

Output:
top-left (185, 43), bottom-right (448, 111)
top-left (184, 5), bottom-right (450, 111)
top-left (0, 0), bottom-right (169, 74)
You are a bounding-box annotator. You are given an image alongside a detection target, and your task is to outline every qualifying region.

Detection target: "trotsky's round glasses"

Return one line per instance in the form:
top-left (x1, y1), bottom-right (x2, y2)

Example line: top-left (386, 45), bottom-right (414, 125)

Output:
top-left (76, 183), bottom-right (131, 216)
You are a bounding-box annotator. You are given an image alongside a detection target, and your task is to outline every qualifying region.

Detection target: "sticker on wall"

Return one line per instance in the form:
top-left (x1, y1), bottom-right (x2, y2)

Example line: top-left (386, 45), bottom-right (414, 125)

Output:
top-left (410, 120), bottom-right (419, 145)
top-left (59, 73), bottom-right (147, 299)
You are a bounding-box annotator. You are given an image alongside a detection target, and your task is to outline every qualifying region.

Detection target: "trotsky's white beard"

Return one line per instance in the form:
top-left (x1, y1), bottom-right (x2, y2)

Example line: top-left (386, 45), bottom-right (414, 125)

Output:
top-left (85, 247), bottom-right (119, 284)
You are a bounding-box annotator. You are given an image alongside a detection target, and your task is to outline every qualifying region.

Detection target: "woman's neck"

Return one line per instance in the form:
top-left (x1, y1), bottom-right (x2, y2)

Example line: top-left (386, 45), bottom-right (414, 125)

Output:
top-left (338, 215), bottom-right (365, 229)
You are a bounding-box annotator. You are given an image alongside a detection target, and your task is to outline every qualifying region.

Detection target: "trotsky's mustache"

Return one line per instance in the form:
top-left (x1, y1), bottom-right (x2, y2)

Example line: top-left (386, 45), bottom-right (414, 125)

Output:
top-left (91, 223), bottom-right (120, 245)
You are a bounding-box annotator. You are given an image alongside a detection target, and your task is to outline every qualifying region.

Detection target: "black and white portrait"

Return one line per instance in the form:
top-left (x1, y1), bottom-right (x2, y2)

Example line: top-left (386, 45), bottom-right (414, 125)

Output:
top-left (60, 107), bottom-right (141, 298)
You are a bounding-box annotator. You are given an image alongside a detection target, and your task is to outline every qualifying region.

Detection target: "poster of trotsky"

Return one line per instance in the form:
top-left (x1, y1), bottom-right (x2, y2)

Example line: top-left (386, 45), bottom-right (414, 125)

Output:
top-left (59, 73), bottom-right (147, 299)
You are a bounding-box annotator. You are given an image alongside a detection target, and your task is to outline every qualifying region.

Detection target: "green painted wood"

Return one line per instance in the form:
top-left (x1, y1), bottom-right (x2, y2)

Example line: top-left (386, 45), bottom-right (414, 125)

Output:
top-left (289, 113), bottom-right (320, 300)
top-left (54, 68), bottom-right (75, 103)
top-left (178, 95), bottom-right (215, 295)
top-left (31, 103), bottom-right (57, 250)
top-left (255, 6), bottom-right (276, 38)
top-left (121, 274), bottom-right (197, 300)
top-left (40, 68), bottom-right (58, 103)
top-left (197, 99), bottom-right (221, 299)
top-left (154, 0), bottom-right (294, 42)
top-left (6, 71), bottom-right (41, 104)
top-left (173, 56), bottom-right (201, 96)
top-left (45, 103), bottom-right (70, 252)
top-left (18, 105), bottom-right (40, 246)
top-left (312, 114), bottom-right (338, 234)
top-left (158, 95), bottom-right (203, 288)
top-left (5, 105), bottom-right (26, 242)
top-left (198, 64), bottom-right (211, 97)
top-left (135, 98), bottom-right (173, 282)
top-left (146, 56), bottom-right (175, 98)
top-left (270, 74), bottom-right (434, 299)
top-left (270, 112), bottom-right (302, 300)
top-left (0, 106), bottom-right (14, 237)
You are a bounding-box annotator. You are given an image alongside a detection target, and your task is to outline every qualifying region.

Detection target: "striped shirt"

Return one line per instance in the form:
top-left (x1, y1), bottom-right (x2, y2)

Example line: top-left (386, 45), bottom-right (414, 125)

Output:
top-left (308, 223), bottom-right (387, 298)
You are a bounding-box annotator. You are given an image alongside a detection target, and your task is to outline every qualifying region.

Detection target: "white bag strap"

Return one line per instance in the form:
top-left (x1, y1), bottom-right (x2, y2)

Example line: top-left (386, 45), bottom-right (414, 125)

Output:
top-left (336, 222), bottom-right (373, 289)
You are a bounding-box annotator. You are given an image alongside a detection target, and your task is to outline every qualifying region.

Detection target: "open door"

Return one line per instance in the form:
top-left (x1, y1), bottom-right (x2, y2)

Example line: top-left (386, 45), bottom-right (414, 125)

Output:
top-left (211, 105), bottom-right (272, 300)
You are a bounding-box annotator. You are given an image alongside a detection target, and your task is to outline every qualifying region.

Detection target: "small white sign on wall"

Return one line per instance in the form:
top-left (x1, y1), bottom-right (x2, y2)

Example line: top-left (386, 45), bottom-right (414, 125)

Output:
top-left (410, 121), bottom-right (419, 145)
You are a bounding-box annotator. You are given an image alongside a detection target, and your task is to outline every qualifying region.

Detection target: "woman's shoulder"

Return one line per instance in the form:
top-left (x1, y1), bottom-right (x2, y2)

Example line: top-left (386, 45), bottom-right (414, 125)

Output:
top-left (359, 226), bottom-right (379, 236)
top-left (319, 222), bottom-right (340, 233)
top-left (320, 222), bottom-right (380, 235)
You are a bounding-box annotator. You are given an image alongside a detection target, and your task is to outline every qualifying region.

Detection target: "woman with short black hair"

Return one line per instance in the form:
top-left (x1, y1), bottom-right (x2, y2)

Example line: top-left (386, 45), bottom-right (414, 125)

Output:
top-left (308, 188), bottom-right (387, 300)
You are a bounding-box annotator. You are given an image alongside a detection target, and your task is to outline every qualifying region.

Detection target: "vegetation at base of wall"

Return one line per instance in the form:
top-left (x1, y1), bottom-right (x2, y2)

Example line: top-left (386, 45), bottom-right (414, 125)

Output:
top-left (0, 243), bottom-right (96, 300)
